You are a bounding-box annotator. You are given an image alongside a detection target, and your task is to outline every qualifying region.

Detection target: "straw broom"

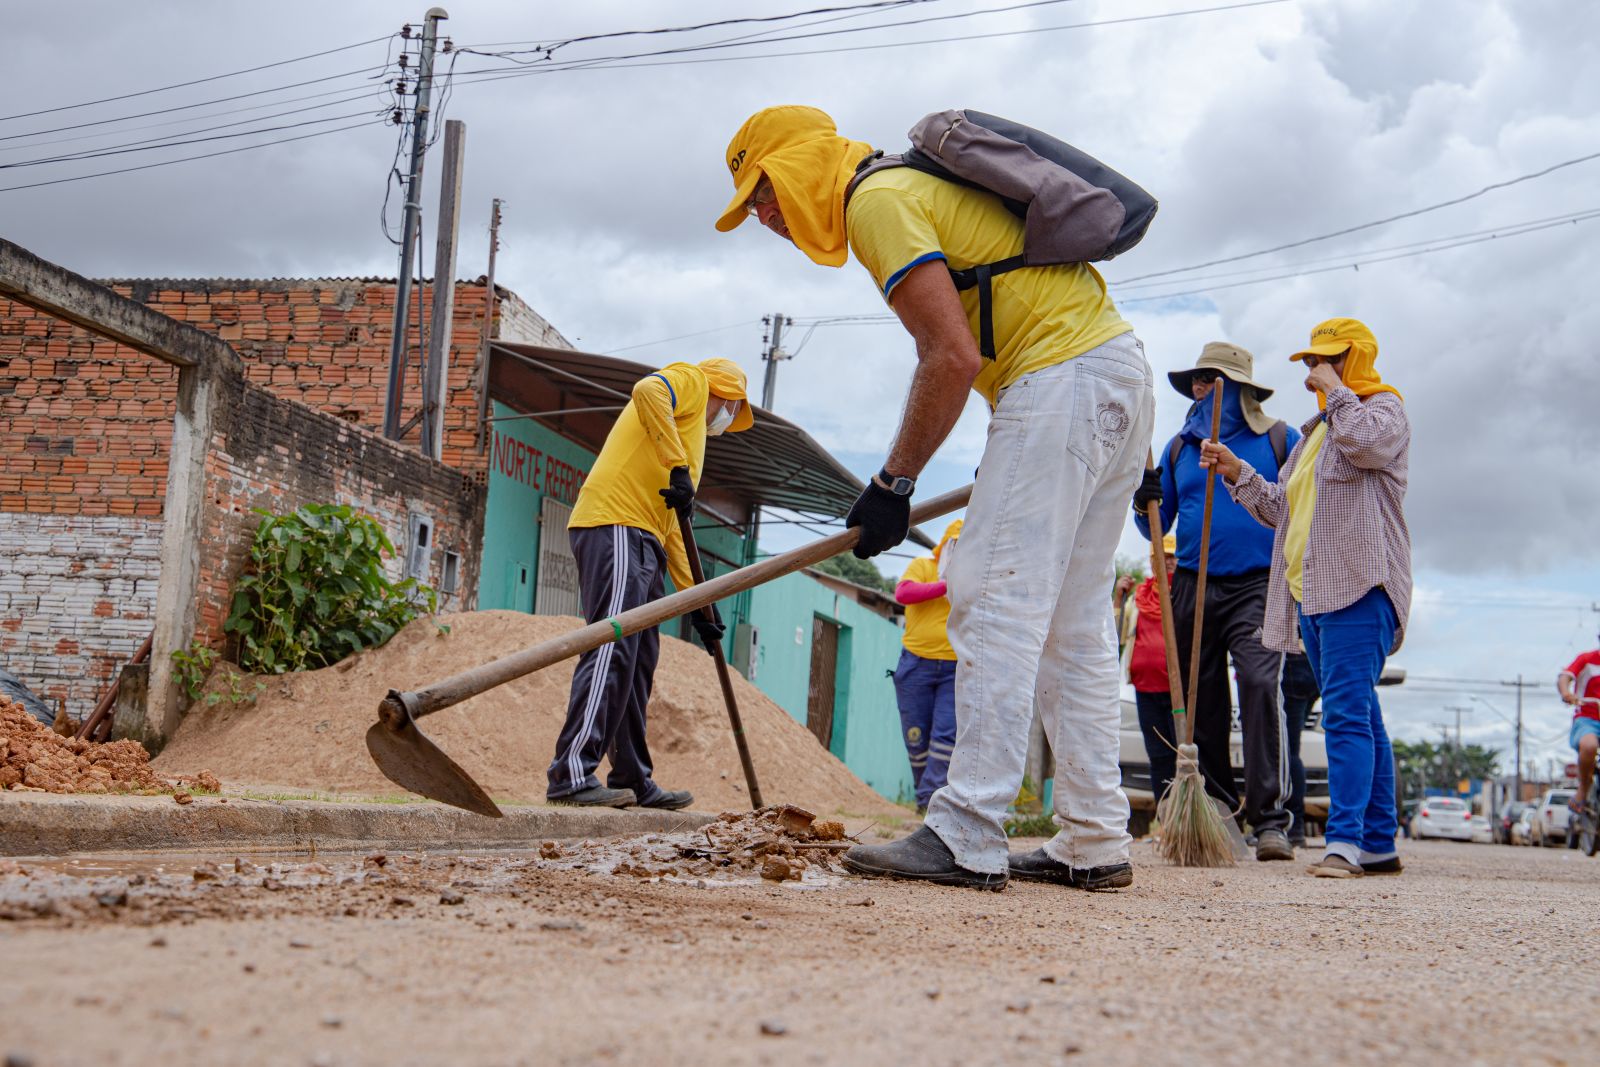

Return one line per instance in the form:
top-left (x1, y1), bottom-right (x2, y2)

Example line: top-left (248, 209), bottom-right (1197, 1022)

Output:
top-left (1151, 392), bottom-right (1236, 866)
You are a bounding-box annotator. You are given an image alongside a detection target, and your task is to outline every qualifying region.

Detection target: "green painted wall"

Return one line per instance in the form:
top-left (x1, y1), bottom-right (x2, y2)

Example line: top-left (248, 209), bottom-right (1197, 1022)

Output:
top-left (479, 402), bottom-right (598, 611)
top-left (745, 572), bottom-right (914, 807)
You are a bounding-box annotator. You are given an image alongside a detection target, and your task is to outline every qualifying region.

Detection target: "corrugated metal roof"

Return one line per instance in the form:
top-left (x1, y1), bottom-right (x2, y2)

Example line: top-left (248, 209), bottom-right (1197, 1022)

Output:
top-left (487, 342), bottom-right (936, 548)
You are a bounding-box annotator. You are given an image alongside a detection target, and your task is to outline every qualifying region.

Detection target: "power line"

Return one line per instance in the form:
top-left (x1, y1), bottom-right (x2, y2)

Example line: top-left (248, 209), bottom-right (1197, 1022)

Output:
top-left (0, 108), bottom-right (385, 172)
top-left (600, 320), bottom-right (761, 354)
top-left (0, 83), bottom-right (395, 156)
top-left (0, 118), bottom-right (385, 194)
top-left (1110, 206), bottom-right (1600, 290)
top-left (1118, 211), bottom-right (1600, 304)
top-left (464, 0), bottom-right (1085, 67)
top-left (1115, 149), bottom-right (1600, 285)
top-left (0, 62), bottom-right (393, 144)
top-left (465, 0), bottom-right (943, 52)
top-left (445, 0), bottom-right (1290, 83)
top-left (0, 34), bottom-right (395, 124)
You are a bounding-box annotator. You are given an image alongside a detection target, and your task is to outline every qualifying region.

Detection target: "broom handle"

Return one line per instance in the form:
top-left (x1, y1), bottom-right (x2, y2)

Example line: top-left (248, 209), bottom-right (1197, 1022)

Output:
top-left (1182, 393), bottom-right (1225, 746)
top-left (1141, 451), bottom-right (1186, 717)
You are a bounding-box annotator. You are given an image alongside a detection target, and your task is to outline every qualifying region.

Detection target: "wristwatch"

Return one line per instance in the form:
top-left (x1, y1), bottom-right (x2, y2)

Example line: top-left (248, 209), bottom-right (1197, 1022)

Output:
top-left (874, 467), bottom-right (916, 496)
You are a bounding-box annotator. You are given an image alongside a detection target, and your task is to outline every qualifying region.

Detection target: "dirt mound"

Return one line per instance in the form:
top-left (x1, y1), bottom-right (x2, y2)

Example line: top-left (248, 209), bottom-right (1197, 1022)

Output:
top-left (1, 698), bottom-right (218, 796)
top-left (155, 611), bottom-right (900, 817)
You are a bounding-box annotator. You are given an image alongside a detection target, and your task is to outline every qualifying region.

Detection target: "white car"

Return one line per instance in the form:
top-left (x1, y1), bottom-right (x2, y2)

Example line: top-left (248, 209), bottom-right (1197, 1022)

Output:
top-left (1117, 698), bottom-right (1330, 831)
top-left (1412, 797), bottom-right (1475, 841)
top-left (1512, 807), bottom-right (1538, 846)
top-left (1530, 789), bottom-right (1577, 847)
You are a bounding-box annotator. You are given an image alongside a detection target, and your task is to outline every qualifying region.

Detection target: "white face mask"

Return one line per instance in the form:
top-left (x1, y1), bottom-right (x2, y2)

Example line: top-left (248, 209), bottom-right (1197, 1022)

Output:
top-left (707, 400), bottom-right (739, 436)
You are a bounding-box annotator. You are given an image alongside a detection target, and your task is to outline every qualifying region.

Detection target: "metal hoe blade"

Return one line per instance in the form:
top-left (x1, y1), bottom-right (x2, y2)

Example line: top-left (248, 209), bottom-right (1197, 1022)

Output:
top-left (365, 691), bottom-right (503, 818)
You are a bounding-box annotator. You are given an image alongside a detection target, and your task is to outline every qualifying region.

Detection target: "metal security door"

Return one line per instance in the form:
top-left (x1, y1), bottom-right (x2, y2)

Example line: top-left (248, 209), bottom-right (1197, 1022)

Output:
top-left (806, 616), bottom-right (839, 748)
top-left (534, 497), bottom-right (582, 617)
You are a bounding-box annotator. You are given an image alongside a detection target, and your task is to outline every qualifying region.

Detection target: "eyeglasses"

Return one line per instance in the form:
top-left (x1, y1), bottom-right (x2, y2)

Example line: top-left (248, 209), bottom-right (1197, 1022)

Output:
top-left (1191, 370), bottom-right (1222, 384)
top-left (744, 179), bottom-right (777, 217)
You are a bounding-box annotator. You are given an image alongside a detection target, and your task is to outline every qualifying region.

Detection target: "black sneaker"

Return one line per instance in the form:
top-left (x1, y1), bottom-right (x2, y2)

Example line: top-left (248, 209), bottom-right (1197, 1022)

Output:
top-left (841, 826), bottom-right (1006, 891)
top-left (1007, 848), bottom-right (1133, 890)
top-left (1255, 828), bottom-right (1295, 861)
top-left (548, 786), bottom-right (636, 808)
top-left (638, 788), bottom-right (694, 810)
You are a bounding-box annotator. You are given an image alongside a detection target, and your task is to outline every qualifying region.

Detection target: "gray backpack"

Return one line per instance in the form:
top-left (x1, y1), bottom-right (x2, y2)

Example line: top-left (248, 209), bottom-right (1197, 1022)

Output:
top-left (844, 109), bottom-right (1158, 358)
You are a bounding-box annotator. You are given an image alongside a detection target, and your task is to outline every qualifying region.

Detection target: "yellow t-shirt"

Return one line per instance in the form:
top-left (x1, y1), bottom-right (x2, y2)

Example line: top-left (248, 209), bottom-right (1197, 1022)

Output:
top-left (899, 556), bottom-right (955, 661)
top-left (846, 167), bottom-right (1132, 406)
top-left (568, 363), bottom-right (708, 591)
top-left (1283, 421), bottom-right (1326, 604)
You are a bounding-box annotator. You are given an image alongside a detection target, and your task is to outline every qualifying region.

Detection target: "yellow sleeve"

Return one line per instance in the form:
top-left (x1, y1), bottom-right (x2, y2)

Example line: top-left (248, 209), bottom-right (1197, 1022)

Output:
top-left (847, 183), bottom-right (947, 299)
top-left (661, 516), bottom-right (695, 594)
top-left (631, 374), bottom-right (688, 470)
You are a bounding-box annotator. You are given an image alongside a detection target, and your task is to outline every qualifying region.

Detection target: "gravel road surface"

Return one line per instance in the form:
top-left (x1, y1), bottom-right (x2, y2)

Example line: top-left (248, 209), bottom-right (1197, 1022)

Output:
top-left (2, 835), bottom-right (1595, 1066)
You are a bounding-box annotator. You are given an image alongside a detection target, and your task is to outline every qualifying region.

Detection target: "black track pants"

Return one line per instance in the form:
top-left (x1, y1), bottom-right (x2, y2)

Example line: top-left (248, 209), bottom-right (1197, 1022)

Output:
top-left (546, 525), bottom-right (668, 803)
top-left (1169, 567), bottom-right (1291, 835)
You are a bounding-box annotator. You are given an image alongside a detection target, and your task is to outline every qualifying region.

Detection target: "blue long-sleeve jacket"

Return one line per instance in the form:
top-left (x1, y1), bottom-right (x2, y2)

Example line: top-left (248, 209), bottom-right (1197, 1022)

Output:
top-left (1133, 381), bottom-right (1300, 576)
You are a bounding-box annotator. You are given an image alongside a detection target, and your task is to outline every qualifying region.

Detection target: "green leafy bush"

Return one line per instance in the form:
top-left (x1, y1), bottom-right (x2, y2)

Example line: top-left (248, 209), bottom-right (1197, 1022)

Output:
top-left (224, 504), bottom-right (437, 674)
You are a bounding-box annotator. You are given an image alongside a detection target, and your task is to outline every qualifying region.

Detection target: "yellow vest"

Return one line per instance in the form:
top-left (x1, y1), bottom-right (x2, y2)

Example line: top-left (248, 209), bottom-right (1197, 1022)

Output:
top-left (899, 556), bottom-right (955, 661)
top-left (1284, 421), bottom-right (1326, 604)
top-left (568, 363), bottom-right (708, 591)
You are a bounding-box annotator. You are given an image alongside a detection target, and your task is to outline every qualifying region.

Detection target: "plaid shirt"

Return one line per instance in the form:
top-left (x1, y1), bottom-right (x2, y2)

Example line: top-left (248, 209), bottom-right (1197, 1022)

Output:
top-left (1229, 386), bottom-right (1412, 654)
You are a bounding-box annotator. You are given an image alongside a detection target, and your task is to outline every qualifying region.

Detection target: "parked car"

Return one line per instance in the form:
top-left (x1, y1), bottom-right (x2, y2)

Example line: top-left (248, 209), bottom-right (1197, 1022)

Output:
top-left (1530, 789), bottom-right (1576, 847)
top-left (1469, 814), bottom-right (1494, 843)
top-left (1509, 807), bottom-right (1537, 845)
top-left (1412, 796), bottom-right (1475, 841)
top-left (1117, 698), bottom-right (1329, 836)
top-left (1494, 802), bottom-right (1528, 845)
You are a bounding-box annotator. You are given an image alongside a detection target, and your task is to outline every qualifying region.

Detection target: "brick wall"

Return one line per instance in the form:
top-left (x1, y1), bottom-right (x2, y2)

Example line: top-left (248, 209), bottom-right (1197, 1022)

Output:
top-left (0, 514), bottom-right (160, 716)
top-left (194, 367), bottom-right (485, 654)
top-left (0, 276), bottom-right (553, 718)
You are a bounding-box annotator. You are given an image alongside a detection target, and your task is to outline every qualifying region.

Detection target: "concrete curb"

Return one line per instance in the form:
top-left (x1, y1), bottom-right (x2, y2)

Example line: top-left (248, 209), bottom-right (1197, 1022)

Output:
top-left (0, 792), bottom-right (715, 856)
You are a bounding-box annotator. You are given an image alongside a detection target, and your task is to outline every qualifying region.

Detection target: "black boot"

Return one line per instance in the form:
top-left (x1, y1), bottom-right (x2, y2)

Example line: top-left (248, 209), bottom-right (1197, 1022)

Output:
top-left (638, 788), bottom-right (694, 810)
top-left (1007, 847), bottom-right (1133, 890)
top-left (548, 786), bottom-right (636, 808)
top-left (841, 826), bottom-right (1006, 891)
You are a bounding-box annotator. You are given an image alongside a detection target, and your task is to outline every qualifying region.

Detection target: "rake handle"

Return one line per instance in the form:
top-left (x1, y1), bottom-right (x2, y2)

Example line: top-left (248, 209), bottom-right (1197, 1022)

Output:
top-left (380, 483), bottom-right (974, 726)
top-left (677, 509), bottom-right (764, 810)
top-left (1181, 393), bottom-right (1225, 746)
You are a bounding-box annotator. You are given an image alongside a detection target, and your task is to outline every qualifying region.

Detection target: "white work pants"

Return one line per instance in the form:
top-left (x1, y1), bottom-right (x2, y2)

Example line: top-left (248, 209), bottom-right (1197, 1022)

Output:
top-left (925, 333), bottom-right (1154, 874)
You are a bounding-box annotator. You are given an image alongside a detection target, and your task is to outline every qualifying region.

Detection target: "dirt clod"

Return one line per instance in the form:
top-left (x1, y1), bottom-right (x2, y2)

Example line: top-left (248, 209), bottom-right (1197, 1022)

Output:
top-left (173, 792), bottom-right (193, 805)
top-left (0, 698), bottom-right (217, 797)
top-left (439, 890), bottom-right (465, 906)
top-left (759, 1020), bottom-right (788, 1037)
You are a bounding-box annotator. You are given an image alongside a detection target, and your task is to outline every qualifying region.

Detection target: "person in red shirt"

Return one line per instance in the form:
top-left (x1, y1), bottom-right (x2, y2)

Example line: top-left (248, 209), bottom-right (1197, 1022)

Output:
top-left (1115, 533), bottom-right (1179, 802)
top-left (1557, 642), bottom-right (1600, 812)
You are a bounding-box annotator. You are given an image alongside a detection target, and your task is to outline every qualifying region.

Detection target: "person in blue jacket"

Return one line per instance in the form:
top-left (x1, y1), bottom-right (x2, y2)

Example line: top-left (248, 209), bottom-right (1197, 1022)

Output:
top-left (1133, 342), bottom-right (1301, 860)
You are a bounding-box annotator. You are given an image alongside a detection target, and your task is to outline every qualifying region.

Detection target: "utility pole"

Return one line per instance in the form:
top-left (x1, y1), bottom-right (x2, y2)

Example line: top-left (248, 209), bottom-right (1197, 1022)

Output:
top-left (475, 198), bottom-right (503, 456)
top-left (1443, 704), bottom-right (1472, 750)
top-left (1501, 674), bottom-right (1537, 801)
top-left (421, 118), bottom-right (466, 461)
top-left (760, 311), bottom-right (791, 410)
top-left (383, 7), bottom-right (448, 441)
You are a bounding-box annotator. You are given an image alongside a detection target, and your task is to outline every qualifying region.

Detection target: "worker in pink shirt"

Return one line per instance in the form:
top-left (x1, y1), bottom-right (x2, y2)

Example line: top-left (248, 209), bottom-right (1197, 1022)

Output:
top-left (892, 520), bottom-right (962, 813)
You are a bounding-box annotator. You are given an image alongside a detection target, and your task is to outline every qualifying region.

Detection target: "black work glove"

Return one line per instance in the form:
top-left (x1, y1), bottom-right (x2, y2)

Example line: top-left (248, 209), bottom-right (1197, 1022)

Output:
top-left (659, 465), bottom-right (694, 518)
top-left (1133, 466), bottom-right (1163, 511)
top-left (691, 603), bottom-right (725, 649)
top-left (845, 481), bottom-right (910, 560)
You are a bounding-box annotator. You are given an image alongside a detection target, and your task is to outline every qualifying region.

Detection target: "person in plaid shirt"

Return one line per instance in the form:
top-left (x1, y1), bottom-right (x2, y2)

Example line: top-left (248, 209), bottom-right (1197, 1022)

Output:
top-left (1199, 318), bottom-right (1411, 879)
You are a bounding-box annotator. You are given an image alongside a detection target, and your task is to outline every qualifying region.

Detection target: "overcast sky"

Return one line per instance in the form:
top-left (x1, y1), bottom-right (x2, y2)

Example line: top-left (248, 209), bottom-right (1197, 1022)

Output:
top-left (8, 0), bottom-right (1599, 772)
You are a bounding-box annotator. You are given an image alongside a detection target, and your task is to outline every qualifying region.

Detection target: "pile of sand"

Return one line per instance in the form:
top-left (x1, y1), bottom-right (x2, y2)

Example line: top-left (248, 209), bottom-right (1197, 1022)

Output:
top-left (155, 611), bottom-right (900, 817)
top-left (1, 698), bottom-right (218, 796)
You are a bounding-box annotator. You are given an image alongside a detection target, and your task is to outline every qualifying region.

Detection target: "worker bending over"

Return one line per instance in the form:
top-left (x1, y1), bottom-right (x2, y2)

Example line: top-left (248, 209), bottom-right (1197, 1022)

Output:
top-left (545, 358), bottom-right (754, 809)
top-left (716, 106), bottom-right (1152, 890)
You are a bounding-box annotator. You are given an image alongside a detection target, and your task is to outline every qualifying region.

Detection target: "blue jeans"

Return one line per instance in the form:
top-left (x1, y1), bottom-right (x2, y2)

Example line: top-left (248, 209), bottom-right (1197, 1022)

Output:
top-left (1297, 587), bottom-right (1398, 861)
top-left (892, 649), bottom-right (957, 808)
top-left (1134, 689), bottom-right (1177, 803)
